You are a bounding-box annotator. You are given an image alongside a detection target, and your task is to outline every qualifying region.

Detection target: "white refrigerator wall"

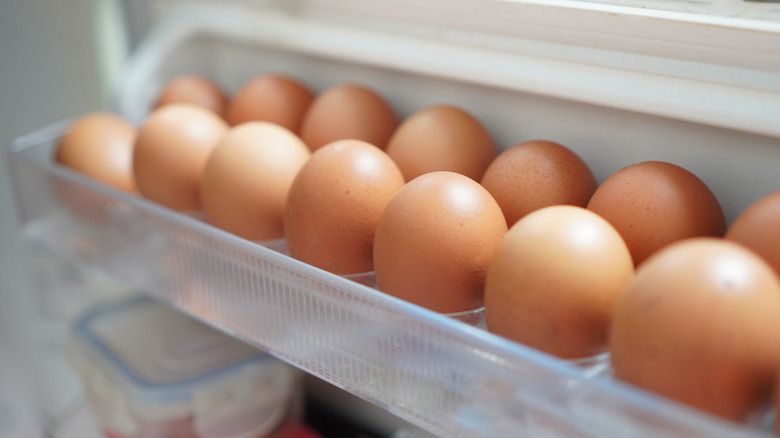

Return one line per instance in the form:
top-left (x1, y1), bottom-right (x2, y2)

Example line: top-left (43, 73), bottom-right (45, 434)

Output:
top-left (0, 1), bottom-right (129, 436)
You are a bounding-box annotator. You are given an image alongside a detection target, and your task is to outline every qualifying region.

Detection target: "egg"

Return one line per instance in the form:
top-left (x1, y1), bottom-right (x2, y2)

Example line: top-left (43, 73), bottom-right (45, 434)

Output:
top-left (587, 161), bottom-right (726, 266)
top-left (299, 83), bottom-right (398, 151)
top-left (201, 122), bottom-right (311, 241)
top-left (284, 139), bottom-right (405, 275)
top-left (609, 238), bottom-right (780, 421)
top-left (480, 140), bottom-right (597, 227)
top-left (225, 74), bottom-right (314, 132)
top-left (133, 104), bottom-right (228, 211)
top-left (725, 190), bottom-right (780, 278)
top-left (55, 112), bottom-right (137, 193)
top-left (484, 205), bottom-right (633, 359)
top-left (154, 75), bottom-right (228, 117)
top-left (385, 105), bottom-right (497, 182)
top-left (373, 171), bottom-right (507, 313)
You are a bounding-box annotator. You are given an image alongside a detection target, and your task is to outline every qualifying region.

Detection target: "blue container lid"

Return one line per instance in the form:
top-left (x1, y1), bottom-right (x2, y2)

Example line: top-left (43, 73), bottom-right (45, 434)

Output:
top-left (73, 295), bottom-right (272, 406)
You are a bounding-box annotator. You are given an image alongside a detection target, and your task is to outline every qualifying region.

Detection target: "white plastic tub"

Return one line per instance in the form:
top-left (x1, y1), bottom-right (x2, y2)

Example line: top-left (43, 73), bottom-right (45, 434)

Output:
top-left (8, 2), bottom-right (780, 437)
top-left (66, 295), bottom-right (304, 438)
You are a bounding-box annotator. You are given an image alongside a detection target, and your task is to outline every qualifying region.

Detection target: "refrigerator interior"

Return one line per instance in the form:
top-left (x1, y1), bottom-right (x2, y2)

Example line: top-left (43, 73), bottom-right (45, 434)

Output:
top-left (3, 0), bottom-right (780, 437)
top-left (0, 1), bottom-right (115, 436)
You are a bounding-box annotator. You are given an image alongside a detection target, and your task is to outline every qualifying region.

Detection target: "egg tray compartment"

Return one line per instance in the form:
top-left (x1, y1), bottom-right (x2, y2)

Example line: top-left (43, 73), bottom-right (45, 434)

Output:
top-left (10, 5), bottom-right (780, 438)
top-left (10, 122), bottom-right (768, 438)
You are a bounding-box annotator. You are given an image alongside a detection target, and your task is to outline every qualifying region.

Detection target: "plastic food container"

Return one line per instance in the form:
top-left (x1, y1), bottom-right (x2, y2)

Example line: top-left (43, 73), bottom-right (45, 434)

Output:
top-left (66, 295), bottom-right (304, 438)
top-left (8, 1), bottom-right (780, 437)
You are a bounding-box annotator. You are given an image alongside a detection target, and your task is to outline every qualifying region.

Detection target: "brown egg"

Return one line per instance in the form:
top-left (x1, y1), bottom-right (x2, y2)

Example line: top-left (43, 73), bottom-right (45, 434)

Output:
top-left (201, 122), bottom-right (311, 241)
top-left (133, 104), bottom-right (228, 211)
top-left (55, 112), bottom-right (137, 193)
top-left (726, 190), bottom-right (780, 278)
top-left (225, 74), bottom-right (314, 132)
top-left (485, 205), bottom-right (633, 359)
top-left (373, 171), bottom-right (507, 313)
top-left (481, 140), bottom-right (597, 227)
top-left (587, 161), bottom-right (726, 266)
top-left (386, 105), bottom-right (497, 182)
top-left (284, 139), bottom-right (405, 274)
top-left (610, 238), bottom-right (780, 421)
top-left (299, 84), bottom-right (398, 152)
top-left (154, 75), bottom-right (227, 117)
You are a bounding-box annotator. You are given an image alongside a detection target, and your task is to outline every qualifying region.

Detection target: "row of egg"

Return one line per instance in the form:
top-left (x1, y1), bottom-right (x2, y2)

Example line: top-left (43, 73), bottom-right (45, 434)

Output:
top-left (56, 73), bottom-right (780, 430)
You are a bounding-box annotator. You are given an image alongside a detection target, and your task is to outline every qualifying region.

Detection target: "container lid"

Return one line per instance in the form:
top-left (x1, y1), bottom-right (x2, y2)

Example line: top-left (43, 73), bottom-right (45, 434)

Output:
top-left (74, 295), bottom-right (270, 404)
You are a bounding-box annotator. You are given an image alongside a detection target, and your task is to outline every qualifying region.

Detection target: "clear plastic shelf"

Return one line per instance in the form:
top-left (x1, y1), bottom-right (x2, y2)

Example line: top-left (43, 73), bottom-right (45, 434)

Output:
top-left (8, 106), bottom-right (771, 438)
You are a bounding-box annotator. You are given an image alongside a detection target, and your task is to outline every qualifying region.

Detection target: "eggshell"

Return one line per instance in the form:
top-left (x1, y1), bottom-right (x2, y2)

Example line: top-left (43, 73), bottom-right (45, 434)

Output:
top-left (201, 122), bottom-right (311, 241)
top-left (154, 75), bottom-right (228, 117)
top-left (609, 238), bottom-right (780, 421)
top-left (225, 74), bottom-right (314, 132)
top-left (587, 161), bottom-right (726, 266)
top-left (485, 205), bottom-right (633, 359)
top-left (284, 139), bottom-right (405, 274)
top-left (481, 140), bottom-right (597, 227)
top-left (725, 190), bottom-right (780, 278)
top-left (373, 171), bottom-right (507, 313)
top-left (133, 104), bottom-right (228, 211)
top-left (299, 84), bottom-right (398, 151)
top-left (55, 112), bottom-right (137, 193)
top-left (386, 105), bottom-right (497, 182)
